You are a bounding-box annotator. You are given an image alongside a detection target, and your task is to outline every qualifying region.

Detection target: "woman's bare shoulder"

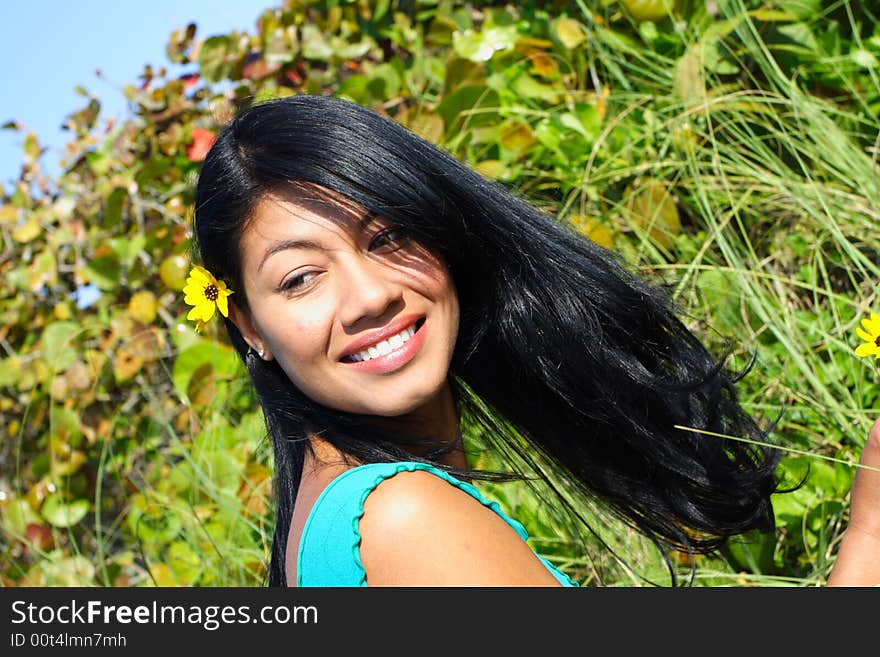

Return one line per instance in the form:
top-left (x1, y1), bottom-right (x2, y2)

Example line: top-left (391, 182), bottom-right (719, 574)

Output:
top-left (358, 469), bottom-right (561, 586)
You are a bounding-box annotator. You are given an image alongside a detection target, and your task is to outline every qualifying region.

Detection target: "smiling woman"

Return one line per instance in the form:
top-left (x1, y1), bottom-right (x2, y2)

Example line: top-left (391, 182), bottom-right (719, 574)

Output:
top-left (191, 94), bottom-right (880, 588)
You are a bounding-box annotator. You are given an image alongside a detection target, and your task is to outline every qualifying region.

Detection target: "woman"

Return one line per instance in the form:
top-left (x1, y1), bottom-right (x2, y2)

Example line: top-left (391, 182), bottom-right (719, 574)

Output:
top-left (191, 94), bottom-right (880, 587)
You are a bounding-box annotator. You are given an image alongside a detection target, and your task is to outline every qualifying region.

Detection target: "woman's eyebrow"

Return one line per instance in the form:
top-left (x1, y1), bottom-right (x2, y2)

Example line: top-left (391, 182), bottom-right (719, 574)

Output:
top-left (258, 237), bottom-right (326, 272)
top-left (256, 211), bottom-right (380, 272)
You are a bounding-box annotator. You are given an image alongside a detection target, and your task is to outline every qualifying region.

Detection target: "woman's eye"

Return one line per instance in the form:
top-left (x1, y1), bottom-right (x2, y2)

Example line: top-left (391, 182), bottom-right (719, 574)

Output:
top-left (370, 227), bottom-right (409, 250)
top-left (280, 271), bottom-right (319, 293)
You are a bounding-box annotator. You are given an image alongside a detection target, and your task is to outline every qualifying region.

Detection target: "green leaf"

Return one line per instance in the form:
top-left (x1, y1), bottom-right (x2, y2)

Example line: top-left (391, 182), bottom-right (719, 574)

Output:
top-left (674, 45), bottom-right (705, 105)
top-left (41, 321), bottom-right (80, 371)
top-left (301, 24), bottom-right (334, 60)
top-left (331, 37), bottom-right (373, 61)
top-left (534, 118), bottom-right (563, 152)
top-left (198, 35), bottom-right (236, 83)
top-left (720, 532), bottom-right (777, 574)
top-left (103, 187), bottom-right (127, 227)
top-left (110, 233), bottom-right (147, 266)
top-left (172, 340), bottom-right (242, 405)
top-left (365, 63), bottom-right (401, 100)
top-left (24, 133), bottom-right (41, 160)
top-left (264, 27), bottom-right (297, 65)
top-left (85, 254), bottom-right (120, 290)
top-left (12, 215), bottom-right (41, 243)
top-left (559, 113), bottom-right (591, 140)
top-left (572, 102), bottom-right (602, 140)
top-left (778, 0), bottom-right (822, 20)
top-left (751, 10), bottom-right (800, 22)
top-left (125, 494), bottom-right (183, 544)
top-left (193, 444), bottom-right (243, 495)
top-left (0, 498), bottom-right (41, 537)
top-left (552, 18), bottom-right (586, 50)
top-left (512, 74), bottom-right (563, 102)
top-left (86, 144), bottom-right (113, 176)
top-left (435, 85), bottom-right (499, 133)
top-left (373, 0), bottom-right (390, 20)
top-left (452, 25), bottom-right (518, 62)
top-left (41, 493), bottom-right (89, 528)
top-left (40, 554), bottom-right (96, 586)
top-left (337, 74), bottom-right (369, 103)
top-left (167, 541), bottom-right (202, 584)
top-left (50, 405), bottom-right (82, 444)
top-left (851, 49), bottom-right (878, 70)
top-left (443, 56), bottom-right (486, 95)
top-left (0, 357), bottom-right (21, 387)
top-left (702, 37), bottom-right (739, 75)
top-left (777, 22), bottom-right (818, 52)
top-left (27, 249), bottom-right (57, 291)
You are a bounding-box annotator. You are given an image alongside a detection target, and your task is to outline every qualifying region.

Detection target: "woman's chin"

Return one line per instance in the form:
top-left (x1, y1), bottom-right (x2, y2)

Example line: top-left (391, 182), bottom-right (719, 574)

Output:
top-left (352, 380), bottom-right (451, 421)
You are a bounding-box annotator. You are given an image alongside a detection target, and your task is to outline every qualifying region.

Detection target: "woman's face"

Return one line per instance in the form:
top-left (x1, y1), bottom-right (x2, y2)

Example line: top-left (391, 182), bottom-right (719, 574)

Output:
top-left (231, 187), bottom-right (460, 419)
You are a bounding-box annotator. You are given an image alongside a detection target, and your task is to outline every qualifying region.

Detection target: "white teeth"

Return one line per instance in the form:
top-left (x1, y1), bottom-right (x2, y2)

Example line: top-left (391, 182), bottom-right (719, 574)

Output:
top-left (348, 324), bottom-right (416, 362)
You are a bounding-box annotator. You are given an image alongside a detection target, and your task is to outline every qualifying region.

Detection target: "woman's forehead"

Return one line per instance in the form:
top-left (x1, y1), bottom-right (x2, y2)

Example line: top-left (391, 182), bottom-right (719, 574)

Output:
top-left (249, 187), bottom-right (373, 236)
top-left (239, 187), bottom-right (380, 271)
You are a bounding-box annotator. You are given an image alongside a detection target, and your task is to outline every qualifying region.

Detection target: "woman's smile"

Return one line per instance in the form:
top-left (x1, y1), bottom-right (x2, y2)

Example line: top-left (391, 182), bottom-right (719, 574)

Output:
top-left (339, 316), bottom-right (427, 373)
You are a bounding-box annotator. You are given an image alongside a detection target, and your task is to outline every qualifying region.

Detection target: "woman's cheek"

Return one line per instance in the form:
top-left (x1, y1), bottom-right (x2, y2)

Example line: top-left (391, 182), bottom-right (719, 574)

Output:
top-left (283, 312), bottom-right (333, 362)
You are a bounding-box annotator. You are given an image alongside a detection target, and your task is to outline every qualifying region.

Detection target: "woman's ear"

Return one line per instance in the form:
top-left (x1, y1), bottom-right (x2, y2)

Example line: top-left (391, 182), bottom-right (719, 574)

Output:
top-left (227, 300), bottom-right (273, 361)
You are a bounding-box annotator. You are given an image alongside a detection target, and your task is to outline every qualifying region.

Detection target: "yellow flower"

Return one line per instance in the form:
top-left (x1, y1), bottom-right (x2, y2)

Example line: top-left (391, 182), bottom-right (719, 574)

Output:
top-left (182, 265), bottom-right (233, 324)
top-left (854, 312), bottom-right (880, 359)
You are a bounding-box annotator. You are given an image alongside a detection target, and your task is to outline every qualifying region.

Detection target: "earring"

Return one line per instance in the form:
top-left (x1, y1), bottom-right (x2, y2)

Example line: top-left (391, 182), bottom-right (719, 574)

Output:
top-left (257, 348), bottom-right (265, 359)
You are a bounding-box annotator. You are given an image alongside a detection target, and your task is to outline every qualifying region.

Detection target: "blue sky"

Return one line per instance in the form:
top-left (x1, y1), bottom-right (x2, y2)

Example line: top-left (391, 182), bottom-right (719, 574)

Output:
top-left (0, 1), bottom-right (267, 187)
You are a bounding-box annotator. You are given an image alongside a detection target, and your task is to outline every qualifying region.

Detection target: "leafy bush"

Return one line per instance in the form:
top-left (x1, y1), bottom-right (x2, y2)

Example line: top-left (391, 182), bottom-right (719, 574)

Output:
top-left (2, 0), bottom-right (878, 586)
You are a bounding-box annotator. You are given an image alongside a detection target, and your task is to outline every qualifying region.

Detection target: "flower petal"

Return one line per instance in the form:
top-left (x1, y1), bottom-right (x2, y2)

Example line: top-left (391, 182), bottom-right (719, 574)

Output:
top-left (856, 327), bottom-right (875, 343)
top-left (861, 313), bottom-right (880, 335)
top-left (855, 342), bottom-right (879, 358)
top-left (183, 289), bottom-right (206, 305)
top-left (187, 302), bottom-right (215, 322)
top-left (217, 293), bottom-right (229, 318)
top-left (190, 266), bottom-right (214, 286)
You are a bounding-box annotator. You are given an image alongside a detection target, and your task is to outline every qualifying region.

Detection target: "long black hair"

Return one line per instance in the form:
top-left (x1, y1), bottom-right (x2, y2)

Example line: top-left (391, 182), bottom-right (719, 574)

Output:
top-left (193, 94), bottom-right (783, 587)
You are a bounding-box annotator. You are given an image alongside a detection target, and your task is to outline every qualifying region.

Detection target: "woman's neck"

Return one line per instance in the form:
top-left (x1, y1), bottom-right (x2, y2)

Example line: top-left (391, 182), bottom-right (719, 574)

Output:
top-left (375, 379), bottom-right (468, 469)
top-left (305, 380), bottom-right (469, 471)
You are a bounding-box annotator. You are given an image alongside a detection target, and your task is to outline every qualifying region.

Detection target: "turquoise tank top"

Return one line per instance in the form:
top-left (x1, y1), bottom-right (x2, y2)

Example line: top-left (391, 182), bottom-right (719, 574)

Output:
top-left (295, 461), bottom-right (580, 587)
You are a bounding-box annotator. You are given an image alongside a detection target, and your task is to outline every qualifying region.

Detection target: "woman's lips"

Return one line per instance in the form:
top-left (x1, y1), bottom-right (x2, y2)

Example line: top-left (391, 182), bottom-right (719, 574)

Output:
top-left (340, 318), bottom-right (426, 374)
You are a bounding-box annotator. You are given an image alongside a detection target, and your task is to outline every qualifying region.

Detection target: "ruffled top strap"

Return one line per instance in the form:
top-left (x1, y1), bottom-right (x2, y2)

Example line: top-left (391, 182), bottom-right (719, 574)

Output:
top-left (296, 461), bottom-right (579, 587)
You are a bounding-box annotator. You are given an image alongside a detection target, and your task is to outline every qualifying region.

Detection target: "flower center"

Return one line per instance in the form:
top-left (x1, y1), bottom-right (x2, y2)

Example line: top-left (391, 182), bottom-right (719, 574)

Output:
top-left (875, 335), bottom-right (880, 347)
top-left (204, 284), bottom-right (219, 302)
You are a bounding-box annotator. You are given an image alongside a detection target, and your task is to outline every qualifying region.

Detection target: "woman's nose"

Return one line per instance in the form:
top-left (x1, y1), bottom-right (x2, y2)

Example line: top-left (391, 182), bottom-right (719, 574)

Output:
top-left (337, 255), bottom-right (403, 327)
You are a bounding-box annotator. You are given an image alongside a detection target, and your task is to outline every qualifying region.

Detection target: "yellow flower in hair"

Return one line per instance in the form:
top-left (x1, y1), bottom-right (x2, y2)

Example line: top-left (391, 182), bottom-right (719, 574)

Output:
top-left (854, 312), bottom-right (880, 359)
top-left (183, 265), bottom-right (233, 324)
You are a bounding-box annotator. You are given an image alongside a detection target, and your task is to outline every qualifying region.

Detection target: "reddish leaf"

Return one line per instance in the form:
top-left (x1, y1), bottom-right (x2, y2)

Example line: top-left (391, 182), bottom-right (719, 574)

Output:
top-left (179, 73), bottom-right (200, 88)
top-left (186, 128), bottom-right (216, 162)
top-left (23, 523), bottom-right (55, 553)
top-left (243, 54), bottom-right (279, 80)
